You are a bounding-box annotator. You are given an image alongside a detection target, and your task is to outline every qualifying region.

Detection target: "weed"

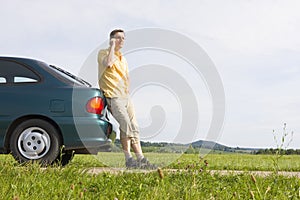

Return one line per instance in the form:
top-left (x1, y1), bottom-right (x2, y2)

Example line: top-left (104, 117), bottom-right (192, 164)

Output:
top-left (272, 123), bottom-right (294, 174)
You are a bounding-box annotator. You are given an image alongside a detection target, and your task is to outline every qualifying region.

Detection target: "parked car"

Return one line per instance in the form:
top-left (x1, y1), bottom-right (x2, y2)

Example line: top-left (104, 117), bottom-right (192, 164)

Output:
top-left (0, 56), bottom-right (112, 165)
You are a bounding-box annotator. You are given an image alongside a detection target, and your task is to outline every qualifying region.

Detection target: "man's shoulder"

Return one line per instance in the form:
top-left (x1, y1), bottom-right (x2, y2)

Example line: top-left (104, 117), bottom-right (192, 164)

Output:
top-left (98, 48), bottom-right (109, 56)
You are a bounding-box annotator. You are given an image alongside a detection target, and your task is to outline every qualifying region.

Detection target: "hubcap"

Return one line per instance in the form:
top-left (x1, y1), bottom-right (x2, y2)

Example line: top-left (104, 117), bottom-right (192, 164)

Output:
top-left (17, 127), bottom-right (51, 159)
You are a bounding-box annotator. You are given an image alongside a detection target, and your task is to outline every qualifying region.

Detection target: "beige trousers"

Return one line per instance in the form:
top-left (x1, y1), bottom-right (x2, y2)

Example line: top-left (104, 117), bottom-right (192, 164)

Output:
top-left (106, 97), bottom-right (140, 144)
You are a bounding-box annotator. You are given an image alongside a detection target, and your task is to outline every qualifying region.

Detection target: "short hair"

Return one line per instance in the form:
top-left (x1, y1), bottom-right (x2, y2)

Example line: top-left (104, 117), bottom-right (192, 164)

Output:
top-left (109, 29), bottom-right (124, 39)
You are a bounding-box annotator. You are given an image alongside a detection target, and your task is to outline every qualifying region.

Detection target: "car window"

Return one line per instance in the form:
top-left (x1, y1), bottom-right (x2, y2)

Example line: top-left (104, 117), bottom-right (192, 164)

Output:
top-left (0, 77), bottom-right (6, 83)
top-left (0, 60), bottom-right (40, 84)
top-left (47, 64), bottom-right (91, 87)
top-left (14, 77), bottom-right (38, 83)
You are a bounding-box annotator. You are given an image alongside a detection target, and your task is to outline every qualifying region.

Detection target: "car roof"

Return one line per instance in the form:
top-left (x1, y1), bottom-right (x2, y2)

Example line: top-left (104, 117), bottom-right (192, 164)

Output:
top-left (0, 56), bottom-right (90, 87)
top-left (0, 56), bottom-right (46, 64)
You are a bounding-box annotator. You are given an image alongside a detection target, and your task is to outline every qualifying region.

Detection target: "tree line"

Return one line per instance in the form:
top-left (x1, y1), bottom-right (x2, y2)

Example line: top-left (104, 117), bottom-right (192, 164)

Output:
top-left (254, 148), bottom-right (300, 155)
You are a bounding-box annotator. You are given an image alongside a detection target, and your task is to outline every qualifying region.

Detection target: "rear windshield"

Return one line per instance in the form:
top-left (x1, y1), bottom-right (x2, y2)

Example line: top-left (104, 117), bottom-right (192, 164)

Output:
top-left (40, 62), bottom-right (91, 87)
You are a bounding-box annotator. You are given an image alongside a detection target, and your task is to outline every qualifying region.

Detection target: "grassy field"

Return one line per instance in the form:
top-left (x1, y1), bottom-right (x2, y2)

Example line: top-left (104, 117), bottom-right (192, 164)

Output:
top-left (0, 153), bottom-right (300, 199)
top-left (71, 152), bottom-right (300, 172)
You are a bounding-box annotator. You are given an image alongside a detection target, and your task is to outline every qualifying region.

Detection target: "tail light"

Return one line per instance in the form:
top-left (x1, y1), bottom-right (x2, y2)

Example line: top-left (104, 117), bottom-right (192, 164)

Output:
top-left (86, 97), bottom-right (104, 114)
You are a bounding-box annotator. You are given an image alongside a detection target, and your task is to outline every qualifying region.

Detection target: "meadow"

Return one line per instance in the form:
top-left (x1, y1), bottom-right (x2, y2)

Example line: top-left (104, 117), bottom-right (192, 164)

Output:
top-left (0, 153), bottom-right (300, 200)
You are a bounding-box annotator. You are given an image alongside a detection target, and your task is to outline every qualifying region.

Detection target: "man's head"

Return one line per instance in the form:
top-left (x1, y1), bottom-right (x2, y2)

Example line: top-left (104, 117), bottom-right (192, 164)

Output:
top-left (109, 29), bottom-right (125, 51)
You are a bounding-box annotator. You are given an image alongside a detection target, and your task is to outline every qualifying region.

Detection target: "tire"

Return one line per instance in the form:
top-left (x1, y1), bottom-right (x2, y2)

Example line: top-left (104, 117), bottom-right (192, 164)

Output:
top-left (55, 150), bottom-right (74, 166)
top-left (10, 119), bottom-right (62, 165)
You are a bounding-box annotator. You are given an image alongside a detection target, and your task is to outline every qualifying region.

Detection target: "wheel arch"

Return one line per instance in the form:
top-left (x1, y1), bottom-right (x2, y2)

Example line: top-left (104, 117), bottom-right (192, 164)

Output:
top-left (4, 115), bottom-right (64, 153)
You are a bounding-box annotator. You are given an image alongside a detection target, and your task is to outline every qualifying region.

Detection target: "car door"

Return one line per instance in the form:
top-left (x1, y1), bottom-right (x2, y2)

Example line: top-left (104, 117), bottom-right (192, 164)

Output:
top-left (0, 59), bottom-right (41, 148)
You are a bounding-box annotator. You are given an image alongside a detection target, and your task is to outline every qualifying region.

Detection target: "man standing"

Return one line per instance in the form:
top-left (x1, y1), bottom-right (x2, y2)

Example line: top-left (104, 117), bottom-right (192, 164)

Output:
top-left (98, 29), bottom-right (155, 169)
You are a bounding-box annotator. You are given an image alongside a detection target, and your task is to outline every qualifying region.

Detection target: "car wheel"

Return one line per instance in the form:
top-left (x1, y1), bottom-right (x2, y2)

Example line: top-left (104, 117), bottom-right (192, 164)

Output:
top-left (10, 119), bottom-right (61, 165)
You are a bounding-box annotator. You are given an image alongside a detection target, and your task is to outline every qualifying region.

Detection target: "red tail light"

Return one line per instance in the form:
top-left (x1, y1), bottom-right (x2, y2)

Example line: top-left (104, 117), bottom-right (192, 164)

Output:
top-left (86, 97), bottom-right (104, 114)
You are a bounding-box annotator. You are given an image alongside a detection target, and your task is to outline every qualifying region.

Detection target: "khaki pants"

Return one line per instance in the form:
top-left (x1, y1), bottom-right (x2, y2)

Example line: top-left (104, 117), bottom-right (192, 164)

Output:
top-left (106, 97), bottom-right (140, 144)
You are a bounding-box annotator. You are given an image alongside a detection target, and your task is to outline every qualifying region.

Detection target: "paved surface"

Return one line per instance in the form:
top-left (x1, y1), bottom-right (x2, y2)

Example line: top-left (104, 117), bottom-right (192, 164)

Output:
top-left (209, 170), bottom-right (300, 177)
top-left (86, 167), bottom-right (300, 177)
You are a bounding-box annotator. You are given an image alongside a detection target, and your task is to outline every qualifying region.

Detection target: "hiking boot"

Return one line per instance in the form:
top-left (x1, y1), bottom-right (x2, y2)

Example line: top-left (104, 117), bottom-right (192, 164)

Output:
top-left (137, 157), bottom-right (157, 170)
top-left (125, 157), bottom-right (138, 169)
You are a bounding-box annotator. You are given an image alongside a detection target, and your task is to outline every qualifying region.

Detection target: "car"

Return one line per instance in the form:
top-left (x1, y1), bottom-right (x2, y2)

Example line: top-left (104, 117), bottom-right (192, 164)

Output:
top-left (0, 56), bottom-right (113, 165)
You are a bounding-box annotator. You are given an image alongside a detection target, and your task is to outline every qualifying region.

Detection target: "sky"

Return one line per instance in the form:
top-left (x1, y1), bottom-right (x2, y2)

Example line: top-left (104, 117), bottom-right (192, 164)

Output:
top-left (1, 0), bottom-right (300, 148)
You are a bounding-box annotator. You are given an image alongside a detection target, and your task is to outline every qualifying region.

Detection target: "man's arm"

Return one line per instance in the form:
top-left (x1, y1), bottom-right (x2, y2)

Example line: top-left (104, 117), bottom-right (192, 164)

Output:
top-left (102, 38), bottom-right (116, 67)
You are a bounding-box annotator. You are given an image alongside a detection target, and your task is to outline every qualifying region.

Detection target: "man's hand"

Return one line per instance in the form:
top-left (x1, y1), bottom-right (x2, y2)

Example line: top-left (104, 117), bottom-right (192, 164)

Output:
top-left (110, 38), bottom-right (116, 47)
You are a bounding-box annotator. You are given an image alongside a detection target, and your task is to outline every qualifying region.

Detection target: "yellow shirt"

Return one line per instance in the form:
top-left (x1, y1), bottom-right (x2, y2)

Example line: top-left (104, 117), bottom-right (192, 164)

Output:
top-left (98, 49), bottom-right (129, 98)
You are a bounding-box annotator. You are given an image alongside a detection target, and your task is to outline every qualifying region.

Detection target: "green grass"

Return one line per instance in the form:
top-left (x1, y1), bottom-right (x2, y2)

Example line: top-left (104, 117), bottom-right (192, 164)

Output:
top-left (0, 153), bottom-right (300, 199)
top-left (69, 153), bottom-right (300, 172)
top-left (169, 153), bottom-right (300, 171)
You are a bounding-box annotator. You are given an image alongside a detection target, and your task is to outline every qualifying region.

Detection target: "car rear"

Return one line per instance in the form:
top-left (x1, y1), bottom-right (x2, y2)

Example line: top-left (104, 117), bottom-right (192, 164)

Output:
top-left (27, 59), bottom-right (113, 153)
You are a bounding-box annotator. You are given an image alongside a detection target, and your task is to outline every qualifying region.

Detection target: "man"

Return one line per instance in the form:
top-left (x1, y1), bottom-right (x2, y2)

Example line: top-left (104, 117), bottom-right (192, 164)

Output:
top-left (98, 29), bottom-right (155, 169)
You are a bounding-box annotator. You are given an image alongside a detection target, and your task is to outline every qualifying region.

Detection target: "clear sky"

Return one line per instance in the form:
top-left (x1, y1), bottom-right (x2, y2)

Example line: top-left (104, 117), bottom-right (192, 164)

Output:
top-left (1, 0), bottom-right (300, 149)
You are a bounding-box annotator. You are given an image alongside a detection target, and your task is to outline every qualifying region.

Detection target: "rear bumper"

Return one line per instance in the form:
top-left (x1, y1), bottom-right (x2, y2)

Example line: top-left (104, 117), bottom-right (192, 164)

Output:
top-left (56, 116), bottom-right (113, 153)
top-left (73, 141), bottom-right (112, 154)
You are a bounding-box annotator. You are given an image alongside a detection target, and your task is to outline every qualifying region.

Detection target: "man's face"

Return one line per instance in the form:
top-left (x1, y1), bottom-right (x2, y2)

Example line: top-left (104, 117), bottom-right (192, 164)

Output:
top-left (113, 32), bottom-right (125, 50)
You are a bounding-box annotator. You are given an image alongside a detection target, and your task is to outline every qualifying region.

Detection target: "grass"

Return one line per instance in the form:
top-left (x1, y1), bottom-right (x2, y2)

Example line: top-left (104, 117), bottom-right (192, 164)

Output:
top-left (0, 153), bottom-right (300, 199)
top-left (69, 152), bottom-right (300, 172)
top-left (170, 153), bottom-right (300, 171)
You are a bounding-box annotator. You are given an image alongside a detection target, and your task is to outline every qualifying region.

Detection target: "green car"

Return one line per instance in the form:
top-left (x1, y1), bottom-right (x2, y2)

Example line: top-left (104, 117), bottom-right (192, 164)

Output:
top-left (0, 57), bottom-right (112, 165)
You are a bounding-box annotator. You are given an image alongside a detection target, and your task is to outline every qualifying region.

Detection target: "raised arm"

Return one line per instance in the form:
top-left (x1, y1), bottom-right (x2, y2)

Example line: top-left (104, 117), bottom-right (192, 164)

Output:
top-left (102, 38), bottom-right (116, 67)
